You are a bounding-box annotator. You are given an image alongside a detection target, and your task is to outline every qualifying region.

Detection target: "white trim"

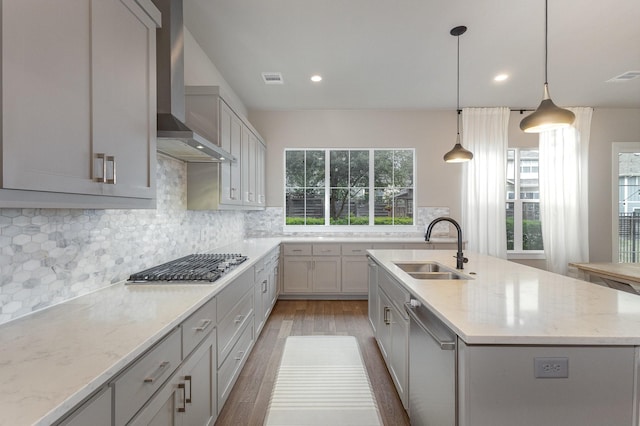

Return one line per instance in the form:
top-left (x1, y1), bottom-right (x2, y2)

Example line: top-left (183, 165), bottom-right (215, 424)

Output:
top-left (612, 142), bottom-right (640, 262)
top-left (282, 225), bottom-right (421, 234)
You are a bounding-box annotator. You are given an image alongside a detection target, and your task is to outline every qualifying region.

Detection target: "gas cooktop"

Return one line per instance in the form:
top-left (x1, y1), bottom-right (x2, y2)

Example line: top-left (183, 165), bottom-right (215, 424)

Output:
top-left (127, 253), bottom-right (248, 283)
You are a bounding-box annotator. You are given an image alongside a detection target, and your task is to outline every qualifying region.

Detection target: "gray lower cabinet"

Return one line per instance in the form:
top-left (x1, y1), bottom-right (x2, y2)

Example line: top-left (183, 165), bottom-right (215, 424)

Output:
top-left (130, 330), bottom-right (217, 426)
top-left (374, 269), bottom-right (409, 409)
top-left (367, 258), bottom-right (378, 334)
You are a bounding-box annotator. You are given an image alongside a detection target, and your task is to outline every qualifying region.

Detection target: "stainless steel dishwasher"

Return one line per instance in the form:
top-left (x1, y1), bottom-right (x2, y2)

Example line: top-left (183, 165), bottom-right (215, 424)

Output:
top-left (405, 299), bottom-right (457, 426)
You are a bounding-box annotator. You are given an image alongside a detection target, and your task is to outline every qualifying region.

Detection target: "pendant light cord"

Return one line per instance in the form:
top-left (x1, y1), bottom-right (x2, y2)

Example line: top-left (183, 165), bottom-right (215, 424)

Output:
top-left (456, 32), bottom-right (460, 136)
top-left (544, 0), bottom-right (548, 85)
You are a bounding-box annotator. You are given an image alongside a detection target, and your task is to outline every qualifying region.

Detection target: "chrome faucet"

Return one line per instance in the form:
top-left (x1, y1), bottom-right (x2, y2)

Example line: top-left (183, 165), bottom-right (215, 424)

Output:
top-left (425, 217), bottom-right (468, 269)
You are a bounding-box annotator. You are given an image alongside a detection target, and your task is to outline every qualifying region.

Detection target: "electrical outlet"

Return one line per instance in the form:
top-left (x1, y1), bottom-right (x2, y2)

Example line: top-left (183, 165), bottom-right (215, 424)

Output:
top-left (534, 357), bottom-right (569, 378)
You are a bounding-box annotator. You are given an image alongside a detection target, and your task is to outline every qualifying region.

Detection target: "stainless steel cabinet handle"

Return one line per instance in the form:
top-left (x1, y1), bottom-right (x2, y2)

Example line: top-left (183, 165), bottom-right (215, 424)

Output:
top-left (106, 155), bottom-right (116, 184)
top-left (262, 280), bottom-right (268, 293)
top-left (144, 361), bottom-right (170, 383)
top-left (178, 383), bottom-right (186, 412)
top-left (193, 319), bottom-right (212, 332)
top-left (94, 153), bottom-right (107, 183)
top-left (234, 314), bottom-right (244, 324)
top-left (383, 307), bottom-right (391, 325)
top-left (404, 302), bottom-right (456, 350)
top-left (184, 375), bottom-right (192, 404)
top-left (235, 350), bottom-right (245, 361)
top-left (231, 187), bottom-right (237, 200)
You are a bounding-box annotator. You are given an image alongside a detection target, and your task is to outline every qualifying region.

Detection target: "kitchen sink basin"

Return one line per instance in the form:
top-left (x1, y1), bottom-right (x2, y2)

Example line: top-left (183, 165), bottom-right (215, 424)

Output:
top-left (407, 271), bottom-right (463, 280)
top-left (393, 261), bottom-right (471, 280)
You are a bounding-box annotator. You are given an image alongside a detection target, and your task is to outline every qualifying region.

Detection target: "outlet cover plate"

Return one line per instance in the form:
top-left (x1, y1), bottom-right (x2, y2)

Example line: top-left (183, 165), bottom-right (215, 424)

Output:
top-left (534, 357), bottom-right (569, 378)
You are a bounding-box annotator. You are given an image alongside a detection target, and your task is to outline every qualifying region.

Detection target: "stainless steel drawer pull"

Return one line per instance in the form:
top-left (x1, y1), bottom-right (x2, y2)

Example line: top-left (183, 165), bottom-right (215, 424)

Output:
top-left (144, 361), bottom-right (170, 383)
top-left (193, 319), bottom-right (212, 332)
top-left (184, 375), bottom-right (192, 403)
top-left (235, 350), bottom-right (245, 361)
top-left (178, 383), bottom-right (186, 412)
top-left (383, 307), bottom-right (391, 325)
top-left (94, 153), bottom-right (107, 183)
top-left (106, 155), bottom-right (116, 184)
top-left (234, 315), bottom-right (244, 324)
top-left (292, 249), bottom-right (303, 252)
top-left (262, 280), bottom-right (268, 293)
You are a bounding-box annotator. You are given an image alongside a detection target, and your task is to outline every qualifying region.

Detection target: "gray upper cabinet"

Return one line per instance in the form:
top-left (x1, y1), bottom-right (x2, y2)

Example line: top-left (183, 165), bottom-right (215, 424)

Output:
top-left (185, 86), bottom-right (266, 211)
top-left (0, 0), bottom-right (159, 208)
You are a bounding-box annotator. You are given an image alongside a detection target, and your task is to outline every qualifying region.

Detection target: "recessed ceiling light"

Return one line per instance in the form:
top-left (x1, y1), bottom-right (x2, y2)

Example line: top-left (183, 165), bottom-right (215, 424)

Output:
top-left (494, 74), bottom-right (509, 82)
top-left (310, 75), bottom-right (322, 82)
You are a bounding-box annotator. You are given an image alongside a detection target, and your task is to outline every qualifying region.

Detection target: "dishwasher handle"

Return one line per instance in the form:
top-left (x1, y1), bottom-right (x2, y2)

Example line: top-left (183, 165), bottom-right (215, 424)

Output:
top-left (405, 302), bottom-right (456, 351)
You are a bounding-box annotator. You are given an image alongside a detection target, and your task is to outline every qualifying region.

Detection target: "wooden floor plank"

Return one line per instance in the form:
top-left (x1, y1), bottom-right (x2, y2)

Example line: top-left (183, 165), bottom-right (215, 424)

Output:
top-left (215, 300), bottom-right (410, 426)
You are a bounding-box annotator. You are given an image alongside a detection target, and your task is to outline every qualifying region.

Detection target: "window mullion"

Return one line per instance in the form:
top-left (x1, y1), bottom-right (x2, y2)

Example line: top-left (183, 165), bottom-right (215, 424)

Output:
top-left (369, 149), bottom-right (375, 226)
top-left (324, 149), bottom-right (330, 226)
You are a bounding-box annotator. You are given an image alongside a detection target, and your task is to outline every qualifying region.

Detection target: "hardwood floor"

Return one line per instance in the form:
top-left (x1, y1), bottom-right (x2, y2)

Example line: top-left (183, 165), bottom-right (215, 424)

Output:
top-left (215, 300), bottom-right (410, 426)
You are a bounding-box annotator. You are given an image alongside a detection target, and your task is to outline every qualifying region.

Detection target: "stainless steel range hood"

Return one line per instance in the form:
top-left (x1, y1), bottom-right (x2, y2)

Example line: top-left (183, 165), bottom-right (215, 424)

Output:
top-left (152, 0), bottom-right (235, 163)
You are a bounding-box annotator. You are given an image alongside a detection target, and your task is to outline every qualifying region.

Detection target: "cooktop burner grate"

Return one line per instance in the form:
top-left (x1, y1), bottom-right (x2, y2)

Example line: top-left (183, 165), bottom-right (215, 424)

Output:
top-left (128, 253), bottom-right (248, 283)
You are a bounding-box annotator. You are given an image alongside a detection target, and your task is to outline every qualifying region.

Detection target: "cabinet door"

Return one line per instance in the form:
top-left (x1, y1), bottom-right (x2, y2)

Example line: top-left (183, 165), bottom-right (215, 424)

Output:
top-left (341, 256), bottom-right (369, 293)
top-left (377, 290), bottom-right (392, 361)
top-left (90, 0), bottom-right (156, 199)
top-left (312, 257), bottom-right (341, 292)
top-left (219, 102), bottom-right (242, 205)
top-left (389, 302), bottom-right (408, 407)
top-left (2, 0), bottom-right (96, 194)
top-left (282, 257), bottom-right (313, 293)
top-left (241, 128), bottom-right (251, 205)
top-left (247, 132), bottom-right (259, 205)
top-left (368, 261), bottom-right (378, 334)
top-left (182, 334), bottom-right (216, 426)
top-left (254, 276), bottom-right (268, 335)
top-left (256, 140), bottom-right (266, 207)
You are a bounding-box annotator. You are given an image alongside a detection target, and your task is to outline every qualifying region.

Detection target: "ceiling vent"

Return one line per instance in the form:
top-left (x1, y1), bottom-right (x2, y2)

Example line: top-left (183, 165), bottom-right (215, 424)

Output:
top-left (262, 72), bottom-right (284, 84)
top-left (606, 71), bottom-right (640, 82)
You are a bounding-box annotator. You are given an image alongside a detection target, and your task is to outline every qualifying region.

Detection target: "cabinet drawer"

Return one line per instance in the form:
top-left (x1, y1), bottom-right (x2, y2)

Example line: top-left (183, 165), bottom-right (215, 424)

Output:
top-left (112, 327), bottom-right (181, 426)
top-left (182, 297), bottom-right (216, 357)
top-left (254, 257), bottom-right (267, 281)
top-left (218, 318), bottom-right (254, 408)
top-left (283, 244), bottom-right (312, 256)
top-left (341, 243), bottom-right (372, 256)
top-left (217, 289), bottom-right (254, 365)
top-left (313, 244), bottom-right (341, 256)
top-left (372, 243), bottom-right (406, 250)
top-left (58, 386), bottom-right (111, 426)
top-left (217, 267), bottom-right (253, 322)
top-left (378, 269), bottom-right (409, 316)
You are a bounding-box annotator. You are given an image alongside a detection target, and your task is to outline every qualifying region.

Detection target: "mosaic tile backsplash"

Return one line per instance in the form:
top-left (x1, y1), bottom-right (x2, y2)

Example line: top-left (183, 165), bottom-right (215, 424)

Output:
top-left (0, 155), bottom-right (245, 324)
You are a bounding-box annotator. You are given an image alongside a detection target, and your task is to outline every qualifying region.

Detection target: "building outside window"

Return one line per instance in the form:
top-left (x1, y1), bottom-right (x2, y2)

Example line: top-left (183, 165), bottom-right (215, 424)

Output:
top-left (616, 149), bottom-right (640, 262)
top-left (506, 149), bottom-right (543, 252)
top-left (285, 148), bottom-right (415, 227)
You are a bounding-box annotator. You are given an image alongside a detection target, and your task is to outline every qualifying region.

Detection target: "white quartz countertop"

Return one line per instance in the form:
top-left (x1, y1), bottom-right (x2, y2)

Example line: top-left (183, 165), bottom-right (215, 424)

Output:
top-left (0, 238), bottom-right (280, 426)
top-left (369, 249), bottom-right (640, 346)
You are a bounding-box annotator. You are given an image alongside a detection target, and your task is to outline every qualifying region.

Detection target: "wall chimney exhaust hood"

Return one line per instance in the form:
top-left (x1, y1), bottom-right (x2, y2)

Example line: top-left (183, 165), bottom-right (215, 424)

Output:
top-left (152, 0), bottom-right (235, 163)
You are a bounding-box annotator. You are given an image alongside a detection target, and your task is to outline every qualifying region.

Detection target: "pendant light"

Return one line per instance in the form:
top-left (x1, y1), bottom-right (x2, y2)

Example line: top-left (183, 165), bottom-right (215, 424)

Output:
top-left (444, 26), bottom-right (473, 163)
top-left (520, 0), bottom-right (575, 133)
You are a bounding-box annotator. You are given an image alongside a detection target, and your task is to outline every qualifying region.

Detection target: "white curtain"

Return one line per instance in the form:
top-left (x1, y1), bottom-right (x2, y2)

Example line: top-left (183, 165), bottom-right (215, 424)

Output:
top-left (462, 107), bottom-right (510, 258)
top-left (539, 107), bottom-right (593, 274)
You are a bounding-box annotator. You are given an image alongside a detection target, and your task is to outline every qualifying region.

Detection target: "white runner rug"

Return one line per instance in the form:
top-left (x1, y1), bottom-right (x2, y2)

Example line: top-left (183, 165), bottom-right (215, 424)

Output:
top-left (264, 335), bottom-right (383, 426)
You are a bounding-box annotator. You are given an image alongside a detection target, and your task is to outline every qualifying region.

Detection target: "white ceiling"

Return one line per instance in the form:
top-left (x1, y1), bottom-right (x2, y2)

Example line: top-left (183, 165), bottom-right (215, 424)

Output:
top-left (184, 0), bottom-right (640, 111)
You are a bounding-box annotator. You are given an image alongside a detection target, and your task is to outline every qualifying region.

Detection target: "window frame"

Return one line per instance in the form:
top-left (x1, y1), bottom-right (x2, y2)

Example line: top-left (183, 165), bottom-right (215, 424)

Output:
top-left (283, 148), bottom-right (418, 232)
top-left (507, 148), bottom-right (545, 260)
top-left (611, 142), bottom-right (640, 262)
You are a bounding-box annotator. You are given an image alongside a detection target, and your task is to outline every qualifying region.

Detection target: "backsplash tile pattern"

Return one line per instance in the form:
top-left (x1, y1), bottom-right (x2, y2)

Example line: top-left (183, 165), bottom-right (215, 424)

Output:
top-left (245, 206), bottom-right (451, 238)
top-left (0, 155), bottom-right (244, 324)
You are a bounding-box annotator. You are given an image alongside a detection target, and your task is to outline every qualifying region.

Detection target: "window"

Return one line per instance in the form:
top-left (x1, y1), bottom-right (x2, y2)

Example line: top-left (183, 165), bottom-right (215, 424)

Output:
top-left (285, 149), bottom-right (415, 227)
top-left (506, 149), bottom-right (543, 252)
top-left (613, 143), bottom-right (640, 262)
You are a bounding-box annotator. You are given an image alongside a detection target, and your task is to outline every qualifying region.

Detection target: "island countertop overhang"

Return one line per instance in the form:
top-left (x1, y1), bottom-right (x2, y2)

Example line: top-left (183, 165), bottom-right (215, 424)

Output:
top-left (367, 249), bottom-right (640, 345)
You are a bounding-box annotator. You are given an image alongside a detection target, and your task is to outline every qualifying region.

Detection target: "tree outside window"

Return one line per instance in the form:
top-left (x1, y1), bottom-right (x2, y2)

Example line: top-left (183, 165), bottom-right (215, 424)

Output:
top-left (285, 149), bottom-right (415, 226)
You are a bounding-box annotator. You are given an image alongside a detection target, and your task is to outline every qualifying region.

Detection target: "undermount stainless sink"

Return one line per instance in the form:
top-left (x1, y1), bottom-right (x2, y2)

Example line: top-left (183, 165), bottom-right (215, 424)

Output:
top-left (393, 261), bottom-right (471, 280)
top-left (407, 271), bottom-right (464, 280)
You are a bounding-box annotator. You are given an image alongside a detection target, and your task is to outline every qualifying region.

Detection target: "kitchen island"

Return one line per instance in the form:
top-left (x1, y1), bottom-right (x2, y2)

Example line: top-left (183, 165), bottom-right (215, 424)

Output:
top-left (368, 249), bottom-right (640, 426)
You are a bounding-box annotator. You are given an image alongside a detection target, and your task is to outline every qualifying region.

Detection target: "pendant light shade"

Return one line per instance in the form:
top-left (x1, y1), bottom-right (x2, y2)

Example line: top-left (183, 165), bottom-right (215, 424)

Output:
top-left (520, 0), bottom-right (575, 133)
top-left (444, 25), bottom-right (473, 163)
